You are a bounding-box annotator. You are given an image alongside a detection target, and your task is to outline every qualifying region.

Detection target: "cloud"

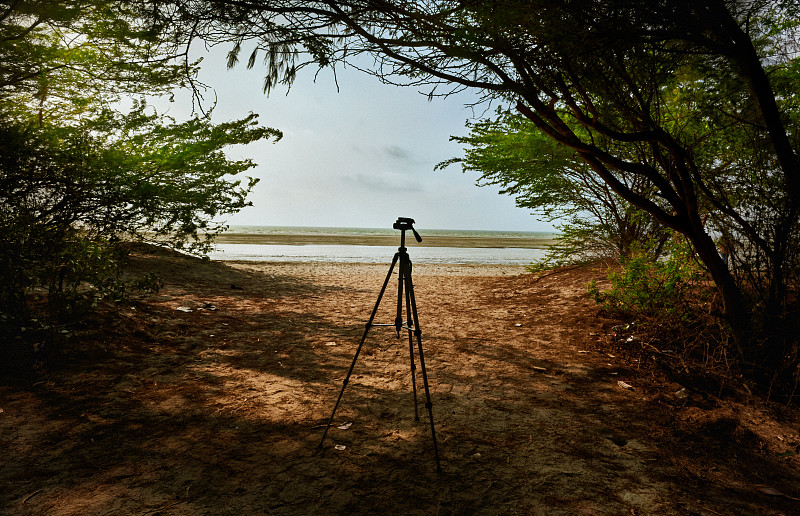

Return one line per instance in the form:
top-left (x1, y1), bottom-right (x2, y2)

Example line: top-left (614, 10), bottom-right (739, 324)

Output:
top-left (342, 172), bottom-right (423, 193)
top-left (383, 144), bottom-right (413, 162)
top-left (350, 143), bottom-right (422, 168)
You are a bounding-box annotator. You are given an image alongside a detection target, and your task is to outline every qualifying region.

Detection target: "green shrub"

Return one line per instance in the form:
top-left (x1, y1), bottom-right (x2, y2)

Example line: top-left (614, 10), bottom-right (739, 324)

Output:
top-left (0, 228), bottom-right (162, 368)
top-left (588, 240), bottom-right (705, 319)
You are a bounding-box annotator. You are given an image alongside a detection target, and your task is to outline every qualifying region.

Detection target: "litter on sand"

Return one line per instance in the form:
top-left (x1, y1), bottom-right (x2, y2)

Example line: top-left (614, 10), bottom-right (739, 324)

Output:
top-left (617, 380), bottom-right (634, 390)
top-left (334, 445), bottom-right (346, 451)
top-left (337, 422), bottom-right (352, 430)
top-left (175, 306), bottom-right (192, 313)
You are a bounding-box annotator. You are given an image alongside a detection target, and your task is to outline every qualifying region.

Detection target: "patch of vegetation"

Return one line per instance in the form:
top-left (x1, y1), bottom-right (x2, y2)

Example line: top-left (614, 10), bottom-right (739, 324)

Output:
top-left (587, 240), bottom-right (706, 320)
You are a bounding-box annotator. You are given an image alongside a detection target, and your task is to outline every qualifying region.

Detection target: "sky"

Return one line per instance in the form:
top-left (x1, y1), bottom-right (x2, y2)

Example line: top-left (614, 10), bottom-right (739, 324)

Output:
top-left (163, 47), bottom-right (552, 232)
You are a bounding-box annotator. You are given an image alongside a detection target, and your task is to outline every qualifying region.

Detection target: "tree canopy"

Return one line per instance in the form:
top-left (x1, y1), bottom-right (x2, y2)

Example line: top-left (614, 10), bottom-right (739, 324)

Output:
top-left (0, 0), bottom-right (281, 359)
top-left (145, 0), bottom-right (799, 372)
top-left (0, 1), bottom-right (190, 119)
top-left (4, 0), bottom-right (799, 377)
top-left (437, 108), bottom-right (669, 263)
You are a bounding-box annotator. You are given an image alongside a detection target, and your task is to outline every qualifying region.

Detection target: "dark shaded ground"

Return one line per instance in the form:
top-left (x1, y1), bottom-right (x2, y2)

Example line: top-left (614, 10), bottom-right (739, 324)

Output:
top-left (2, 246), bottom-right (799, 514)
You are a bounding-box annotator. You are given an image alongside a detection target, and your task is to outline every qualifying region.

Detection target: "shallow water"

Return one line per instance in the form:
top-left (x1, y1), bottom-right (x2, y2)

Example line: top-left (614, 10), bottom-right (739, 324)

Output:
top-left (208, 225), bottom-right (555, 265)
top-left (208, 243), bottom-right (547, 265)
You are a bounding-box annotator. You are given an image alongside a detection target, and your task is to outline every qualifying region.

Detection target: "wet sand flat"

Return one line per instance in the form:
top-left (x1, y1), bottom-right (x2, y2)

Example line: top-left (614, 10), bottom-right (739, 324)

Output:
top-left (212, 232), bottom-right (557, 249)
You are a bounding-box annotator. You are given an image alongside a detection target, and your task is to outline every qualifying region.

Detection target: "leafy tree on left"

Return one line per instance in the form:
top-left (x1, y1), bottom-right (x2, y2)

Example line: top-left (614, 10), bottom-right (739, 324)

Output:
top-left (0, 1), bottom-right (281, 366)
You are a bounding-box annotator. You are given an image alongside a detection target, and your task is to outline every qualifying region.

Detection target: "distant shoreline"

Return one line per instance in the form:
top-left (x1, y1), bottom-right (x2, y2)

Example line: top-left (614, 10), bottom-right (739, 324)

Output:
top-left (213, 232), bottom-right (557, 249)
top-left (204, 225), bottom-right (557, 264)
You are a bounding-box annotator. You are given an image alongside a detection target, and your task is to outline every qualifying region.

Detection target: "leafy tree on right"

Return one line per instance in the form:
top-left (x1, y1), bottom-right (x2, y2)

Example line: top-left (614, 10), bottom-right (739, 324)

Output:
top-left (437, 108), bottom-right (671, 266)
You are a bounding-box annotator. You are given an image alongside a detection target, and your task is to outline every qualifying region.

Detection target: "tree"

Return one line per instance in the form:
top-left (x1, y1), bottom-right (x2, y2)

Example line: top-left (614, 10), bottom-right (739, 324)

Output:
top-left (148, 0), bottom-right (800, 354)
top-left (0, 103), bottom-right (279, 320)
top-left (0, 0), bottom-right (189, 120)
top-left (0, 1), bottom-right (281, 362)
top-left (437, 108), bottom-right (670, 263)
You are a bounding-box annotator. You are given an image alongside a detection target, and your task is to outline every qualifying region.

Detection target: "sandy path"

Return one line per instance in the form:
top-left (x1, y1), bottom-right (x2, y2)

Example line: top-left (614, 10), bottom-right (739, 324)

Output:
top-left (1, 251), bottom-right (798, 515)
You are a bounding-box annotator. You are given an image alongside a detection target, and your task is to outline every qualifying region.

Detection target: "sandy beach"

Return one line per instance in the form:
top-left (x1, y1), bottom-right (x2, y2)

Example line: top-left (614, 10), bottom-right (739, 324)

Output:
top-left (2, 246), bottom-right (799, 515)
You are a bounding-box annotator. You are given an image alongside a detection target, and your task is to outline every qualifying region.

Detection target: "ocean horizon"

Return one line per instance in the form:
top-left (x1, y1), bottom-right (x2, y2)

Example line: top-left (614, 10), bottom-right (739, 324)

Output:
top-left (208, 225), bottom-right (557, 265)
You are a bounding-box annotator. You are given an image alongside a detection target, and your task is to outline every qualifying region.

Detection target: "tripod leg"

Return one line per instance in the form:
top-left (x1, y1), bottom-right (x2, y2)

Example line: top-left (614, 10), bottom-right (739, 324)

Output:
top-left (395, 254), bottom-right (405, 337)
top-left (404, 267), bottom-right (443, 472)
top-left (318, 252), bottom-right (399, 450)
top-left (405, 278), bottom-right (420, 421)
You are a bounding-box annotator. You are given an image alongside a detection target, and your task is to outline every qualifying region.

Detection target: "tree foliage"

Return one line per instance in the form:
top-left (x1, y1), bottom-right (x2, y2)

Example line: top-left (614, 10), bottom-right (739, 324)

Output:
top-left (0, 0), bottom-right (189, 119)
top-left (0, 0), bottom-right (281, 364)
top-left (438, 109), bottom-right (670, 264)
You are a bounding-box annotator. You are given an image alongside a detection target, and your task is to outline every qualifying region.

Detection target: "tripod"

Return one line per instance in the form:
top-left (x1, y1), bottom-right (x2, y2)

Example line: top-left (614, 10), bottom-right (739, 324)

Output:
top-left (318, 217), bottom-right (441, 471)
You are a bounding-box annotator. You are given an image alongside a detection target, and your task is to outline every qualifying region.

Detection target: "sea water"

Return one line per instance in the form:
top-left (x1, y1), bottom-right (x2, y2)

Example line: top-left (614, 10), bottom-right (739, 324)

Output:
top-left (208, 225), bottom-right (557, 265)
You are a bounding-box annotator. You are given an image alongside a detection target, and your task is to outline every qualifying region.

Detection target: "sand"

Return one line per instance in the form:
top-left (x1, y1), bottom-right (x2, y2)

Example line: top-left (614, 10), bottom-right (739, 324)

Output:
top-left (2, 247), bottom-right (799, 515)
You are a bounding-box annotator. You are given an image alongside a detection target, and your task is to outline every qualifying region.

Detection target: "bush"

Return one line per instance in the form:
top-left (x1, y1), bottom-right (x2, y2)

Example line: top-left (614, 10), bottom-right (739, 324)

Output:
top-left (0, 106), bottom-right (276, 370)
top-left (0, 226), bottom-right (163, 370)
top-left (588, 240), bottom-right (706, 319)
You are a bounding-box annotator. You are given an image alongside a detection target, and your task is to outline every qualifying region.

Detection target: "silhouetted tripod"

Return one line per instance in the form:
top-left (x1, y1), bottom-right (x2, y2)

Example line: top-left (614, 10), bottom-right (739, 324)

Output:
top-left (318, 217), bottom-right (441, 471)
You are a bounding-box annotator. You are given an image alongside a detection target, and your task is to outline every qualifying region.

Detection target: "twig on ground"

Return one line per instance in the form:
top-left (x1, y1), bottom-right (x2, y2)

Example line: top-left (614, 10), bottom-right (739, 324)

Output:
top-left (20, 490), bottom-right (42, 505)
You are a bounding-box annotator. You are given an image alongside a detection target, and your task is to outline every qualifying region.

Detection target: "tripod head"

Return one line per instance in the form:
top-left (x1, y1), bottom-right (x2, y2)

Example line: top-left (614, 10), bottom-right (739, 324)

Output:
top-left (393, 217), bottom-right (422, 244)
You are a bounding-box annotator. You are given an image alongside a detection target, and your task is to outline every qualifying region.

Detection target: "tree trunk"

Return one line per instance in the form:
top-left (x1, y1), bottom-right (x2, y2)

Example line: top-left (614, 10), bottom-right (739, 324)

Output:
top-left (687, 224), bottom-right (751, 339)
